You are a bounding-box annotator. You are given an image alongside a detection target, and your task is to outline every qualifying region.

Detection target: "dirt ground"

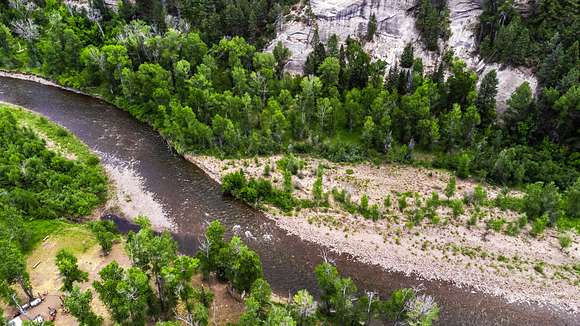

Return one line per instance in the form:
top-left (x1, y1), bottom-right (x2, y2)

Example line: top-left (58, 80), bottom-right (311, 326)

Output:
top-left (189, 154), bottom-right (580, 313)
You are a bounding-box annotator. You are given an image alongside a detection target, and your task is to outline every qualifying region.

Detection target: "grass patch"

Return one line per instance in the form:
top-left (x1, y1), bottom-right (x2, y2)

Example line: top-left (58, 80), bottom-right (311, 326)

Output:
top-left (23, 220), bottom-right (95, 254)
top-left (25, 220), bottom-right (97, 255)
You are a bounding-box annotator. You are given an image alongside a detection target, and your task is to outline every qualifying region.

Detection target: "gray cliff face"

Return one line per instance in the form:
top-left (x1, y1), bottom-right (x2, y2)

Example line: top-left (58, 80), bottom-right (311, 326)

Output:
top-left (268, 0), bottom-right (537, 107)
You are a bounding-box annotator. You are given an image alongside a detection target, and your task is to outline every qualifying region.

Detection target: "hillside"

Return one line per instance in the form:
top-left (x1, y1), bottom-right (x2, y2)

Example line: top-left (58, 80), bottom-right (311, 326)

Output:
top-left (268, 0), bottom-right (537, 105)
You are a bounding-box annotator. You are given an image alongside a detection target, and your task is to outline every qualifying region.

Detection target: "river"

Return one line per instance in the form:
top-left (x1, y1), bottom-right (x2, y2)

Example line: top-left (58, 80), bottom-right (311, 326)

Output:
top-left (0, 75), bottom-right (576, 325)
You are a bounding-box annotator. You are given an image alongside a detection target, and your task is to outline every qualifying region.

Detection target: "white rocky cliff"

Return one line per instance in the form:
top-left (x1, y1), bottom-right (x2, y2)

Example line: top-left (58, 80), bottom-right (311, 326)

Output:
top-left (268, 0), bottom-right (537, 106)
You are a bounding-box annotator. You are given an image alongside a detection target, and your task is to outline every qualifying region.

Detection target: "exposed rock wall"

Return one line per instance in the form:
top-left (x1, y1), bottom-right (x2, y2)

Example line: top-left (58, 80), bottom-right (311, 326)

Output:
top-left (268, 0), bottom-right (537, 107)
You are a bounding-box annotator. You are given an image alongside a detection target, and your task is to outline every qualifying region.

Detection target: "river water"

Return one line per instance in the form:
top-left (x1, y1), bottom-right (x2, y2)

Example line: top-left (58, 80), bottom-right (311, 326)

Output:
top-left (0, 76), bottom-right (576, 325)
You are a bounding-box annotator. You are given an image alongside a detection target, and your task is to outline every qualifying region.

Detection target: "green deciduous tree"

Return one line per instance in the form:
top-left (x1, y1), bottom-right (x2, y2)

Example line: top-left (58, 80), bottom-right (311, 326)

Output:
top-left (125, 217), bottom-right (177, 316)
top-left (64, 286), bottom-right (103, 326)
top-left (93, 262), bottom-right (152, 326)
top-left (56, 250), bottom-right (89, 292)
top-left (0, 239), bottom-right (34, 301)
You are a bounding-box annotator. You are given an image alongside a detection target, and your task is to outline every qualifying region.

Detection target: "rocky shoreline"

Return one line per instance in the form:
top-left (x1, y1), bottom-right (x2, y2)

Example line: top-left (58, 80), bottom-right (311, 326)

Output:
top-left (187, 154), bottom-right (580, 315)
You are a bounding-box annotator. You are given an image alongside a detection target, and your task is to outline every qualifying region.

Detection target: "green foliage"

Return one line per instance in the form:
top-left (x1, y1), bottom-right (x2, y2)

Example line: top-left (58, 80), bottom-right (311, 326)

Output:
top-left (218, 236), bottom-right (263, 293)
top-left (565, 177), bottom-right (580, 219)
top-left (523, 182), bottom-right (562, 224)
top-left (0, 239), bottom-right (34, 301)
top-left (366, 14), bottom-right (378, 42)
top-left (400, 43), bottom-right (414, 68)
top-left (56, 249), bottom-right (89, 291)
top-left (471, 185), bottom-right (488, 206)
top-left (0, 109), bottom-right (107, 220)
top-left (221, 171), bottom-right (298, 211)
top-left (530, 215), bottom-right (549, 237)
top-left (89, 220), bottom-right (118, 256)
top-left (487, 218), bottom-right (506, 232)
top-left (415, 0), bottom-right (450, 51)
top-left (448, 200), bottom-right (464, 218)
top-left (277, 154), bottom-right (304, 175)
top-left (64, 286), bottom-right (103, 326)
top-left (558, 233), bottom-right (572, 250)
top-left (445, 176), bottom-right (456, 199)
top-left (93, 262), bottom-right (152, 326)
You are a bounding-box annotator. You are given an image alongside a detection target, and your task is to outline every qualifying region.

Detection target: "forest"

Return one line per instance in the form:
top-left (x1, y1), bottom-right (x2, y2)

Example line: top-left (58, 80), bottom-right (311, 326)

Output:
top-left (0, 0), bottom-right (577, 190)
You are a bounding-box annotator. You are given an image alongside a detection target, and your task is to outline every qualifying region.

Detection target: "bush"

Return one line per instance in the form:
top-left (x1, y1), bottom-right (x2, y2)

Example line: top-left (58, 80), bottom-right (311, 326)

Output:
top-left (523, 182), bottom-right (562, 225)
top-left (564, 177), bottom-right (580, 219)
top-left (277, 153), bottom-right (304, 175)
top-left (89, 220), bottom-right (118, 256)
top-left (558, 233), bottom-right (572, 250)
top-left (398, 194), bottom-right (408, 211)
top-left (222, 170), bottom-right (247, 196)
top-left (530, 215), bottom-right (549, 237)
top-left (449, 200), bottom-right (464, 218)
top-left (494, 189), bottom-right (524, 212)
top-left (456, 153), bottom-right (472, 178)
top-left (359, 194), bottom-right (369, 214)
top-left (445, 177), bottom-right (456, 199)
top-left (383, 195), bottom-right (392, 209)
top-left (505, 222), bottom-right (520, 236)
top-left (472, 185), bottom-right (487, 205)
top-left (487, 218), bottom-right (506, 232)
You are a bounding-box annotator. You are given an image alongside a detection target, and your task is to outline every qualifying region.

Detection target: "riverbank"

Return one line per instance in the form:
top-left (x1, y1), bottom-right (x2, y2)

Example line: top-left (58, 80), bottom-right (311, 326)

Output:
top-left (188, 154), bottom-right (580, 314)
top-left (1, 101), bottom-right (170, 230)
top-left (2, 70), bottom-right (579, 322)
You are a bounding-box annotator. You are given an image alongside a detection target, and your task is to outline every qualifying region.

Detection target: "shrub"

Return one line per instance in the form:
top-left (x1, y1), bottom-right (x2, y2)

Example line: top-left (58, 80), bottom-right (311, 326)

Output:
top-left (472, 185), bottom-right (487, 205)
top-left (283, 170), bottom-right (293, 193)
top-left (468, 214), bottom-right (478, 227)
top-left (426, 192), bottom-right (440, 209)
top-left (445, 177), bottom-right (456, 199)
top-left (277, 153), bottom-right (304, 175)
top-left (534, 263), bottom-right (545, 275)
top-left (530, 214), bottom-right (549, 237)
top-left (383, 195), bottom-right (392, 209)
top-left (558, 233), bottom-right (572, 250)
top-left (312, 175), bottom-right (323, 201)
top-left (456, 153), bottom-right (471, 178)
top-left (359, 194), bottom-right (369, 214)
top-left (89, 220), bottom-right (118, 256)
top-left (487, 218), bottom-right (506, 232)
top-left (398, 194), bottom-right (408, 211)
top-left (449, 200), bottom-right (464, 218)
top-left (564, 177), bottom-right (580, 219)
top-left (368, 204), bottom-right (381, 221)
top-left (517, 215), bottom-right (528, 228)
top-left (222, 170), bottom-right (247, 196)
top-left (523, 182), bottom-right (562, 224)
top-left (505, 222), bottom-right (520, 236)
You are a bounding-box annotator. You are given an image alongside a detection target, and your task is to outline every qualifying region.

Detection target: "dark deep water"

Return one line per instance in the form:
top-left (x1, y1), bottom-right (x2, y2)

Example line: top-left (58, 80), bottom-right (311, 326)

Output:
top-left (0, 76), bottom-right (577, 325)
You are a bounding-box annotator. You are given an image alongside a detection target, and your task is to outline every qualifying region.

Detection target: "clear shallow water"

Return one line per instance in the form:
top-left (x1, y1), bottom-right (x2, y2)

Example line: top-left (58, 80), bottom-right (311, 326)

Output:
top-left (1, 76), bottom-right (577, 325)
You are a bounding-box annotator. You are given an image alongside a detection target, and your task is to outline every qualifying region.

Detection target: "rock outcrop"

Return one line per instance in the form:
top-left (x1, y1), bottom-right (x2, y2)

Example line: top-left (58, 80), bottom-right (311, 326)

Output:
top-left (268, 0), bottom-right (537, 107)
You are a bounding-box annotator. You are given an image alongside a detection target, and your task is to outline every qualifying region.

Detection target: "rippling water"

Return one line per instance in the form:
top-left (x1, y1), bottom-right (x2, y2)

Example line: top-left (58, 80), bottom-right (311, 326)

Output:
top-left (1, 76), bottom-right (576, 325)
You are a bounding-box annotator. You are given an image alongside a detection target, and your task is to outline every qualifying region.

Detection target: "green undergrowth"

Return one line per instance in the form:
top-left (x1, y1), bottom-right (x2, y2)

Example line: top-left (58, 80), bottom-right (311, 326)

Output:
top-left (3, 103), bottom-right (99, 164)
